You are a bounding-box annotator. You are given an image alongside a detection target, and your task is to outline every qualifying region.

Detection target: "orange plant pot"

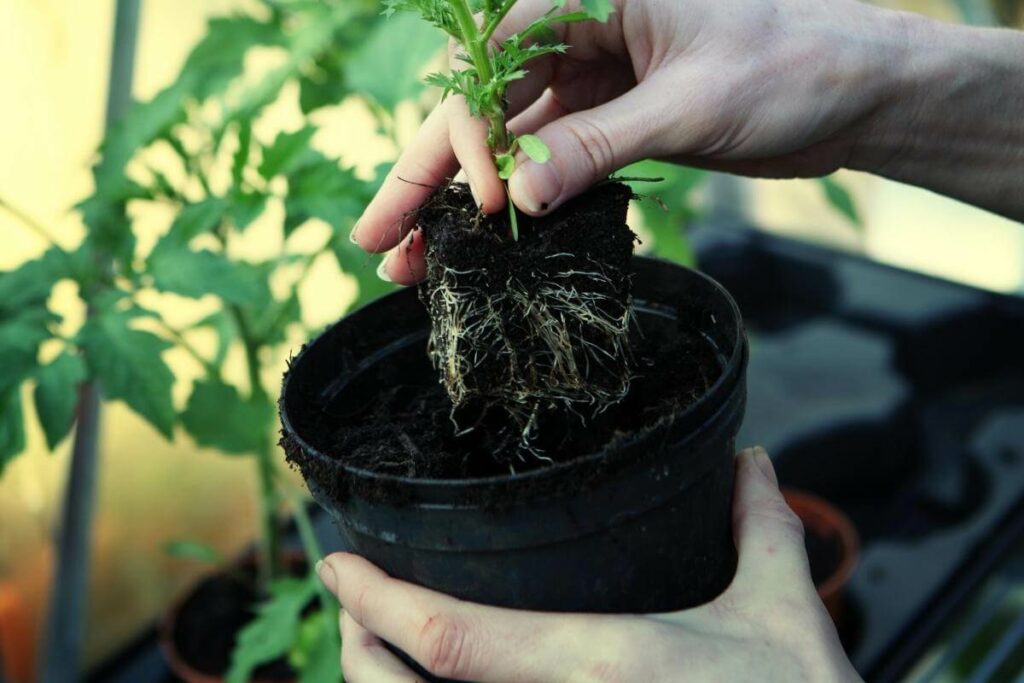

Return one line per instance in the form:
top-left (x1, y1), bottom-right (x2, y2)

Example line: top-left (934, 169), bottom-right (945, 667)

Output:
top-left (0, 582), bottom-right (35, 683)
top-left (783, 489), bottom-right (860, 624)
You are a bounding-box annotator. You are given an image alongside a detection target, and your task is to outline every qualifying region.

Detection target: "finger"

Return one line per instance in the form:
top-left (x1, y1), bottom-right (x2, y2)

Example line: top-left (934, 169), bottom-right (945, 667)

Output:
top-left (378, 229), bottom-right (427, 286)
top-left (507, 72), bottom-right (682, 216)
top-left (341, 610), bottom-right (422, 683)
top-left (353, 101), bottom-right (459, 254)
top-left (447, 96), bottom-right (505, 213)
top-left (730, 447), bottom-right (813, 589)
top-left (508, 89), bottom-right (570, 137)
top-left (320, 552), bottom-right (580, 682)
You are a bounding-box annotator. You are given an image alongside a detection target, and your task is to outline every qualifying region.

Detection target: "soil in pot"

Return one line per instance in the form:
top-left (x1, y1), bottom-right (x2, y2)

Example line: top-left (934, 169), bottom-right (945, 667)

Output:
top-left (162, 556), bottom-right (309, 682)
top-left (415, 181), bottom-right (638, 454)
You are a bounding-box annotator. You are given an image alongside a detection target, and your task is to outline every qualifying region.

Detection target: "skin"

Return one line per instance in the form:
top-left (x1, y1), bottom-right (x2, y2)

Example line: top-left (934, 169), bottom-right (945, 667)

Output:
top-left (352, 0), bottom-right (1024, 284)
top-left (329, 0), bottom-right (1024, 678)
top-left (318, 448), bottom-right (864, 682)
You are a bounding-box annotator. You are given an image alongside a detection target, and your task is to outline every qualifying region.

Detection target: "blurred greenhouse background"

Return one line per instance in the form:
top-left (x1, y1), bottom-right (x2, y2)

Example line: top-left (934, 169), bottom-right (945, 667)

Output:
top-left (0, 0), bottom-right (1022, 680)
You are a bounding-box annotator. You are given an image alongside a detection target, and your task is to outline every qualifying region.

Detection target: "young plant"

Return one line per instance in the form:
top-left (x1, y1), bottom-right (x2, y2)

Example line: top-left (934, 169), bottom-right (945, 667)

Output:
top-left (392, 0), bottom-right (613, 238)
top-left (0, 0), bottom-right (441, 679)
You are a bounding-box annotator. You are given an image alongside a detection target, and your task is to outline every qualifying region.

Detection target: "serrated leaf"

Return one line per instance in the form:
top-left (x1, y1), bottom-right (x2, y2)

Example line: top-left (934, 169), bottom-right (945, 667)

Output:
top-left (0, 389), bottom-right (26, 476)
top-left (78, 306), bottom-right (176, 439)
top-left (582, 0), bottom-right (615, 21)
top-left (228, 191), bottom-right (268, 232)
top-left (0, 308), bottom-right (56, 393)
top-left (149, 243), bottom-right (267, 306)
top-left (180, 379), bottom-right (273, 455)
top-left (227, 578), bottom-right (317, 683)
top-left (346, 11), bottom-right (445, 110)
top-left (166, 198), bottom-right (228, 242)
top-left (284, 153), bottom-right (368, 237)
top-left (819, 176), bottom-right (862, 228)
top-left (165, 539), bottom-right (223, 564)
top-left (0, 249), bottom-right (74, 314)
top-left (259, 126), bottom-right (317, 180)
top-left (516, 134), bottom-right (551, 163)
top-left (33, 351), bottom-right (87, 450)
top-left (180, 16), bottom-right (285, 100)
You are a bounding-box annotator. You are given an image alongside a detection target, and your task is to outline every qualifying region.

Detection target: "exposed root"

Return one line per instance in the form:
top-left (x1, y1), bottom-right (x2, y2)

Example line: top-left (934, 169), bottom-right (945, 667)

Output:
top-left (425, 252), bottom-right (634, 450)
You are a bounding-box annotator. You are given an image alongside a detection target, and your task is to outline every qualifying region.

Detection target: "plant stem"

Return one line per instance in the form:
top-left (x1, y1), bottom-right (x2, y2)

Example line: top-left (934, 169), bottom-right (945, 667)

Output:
top-left (482, 0), bottom-right (516, 42)
top-left (449, 0), bottom-right (509, 151)
top-left (0, 195), bottom-right (61, 247)
top-left (233, 307), bottom-right (283, 586)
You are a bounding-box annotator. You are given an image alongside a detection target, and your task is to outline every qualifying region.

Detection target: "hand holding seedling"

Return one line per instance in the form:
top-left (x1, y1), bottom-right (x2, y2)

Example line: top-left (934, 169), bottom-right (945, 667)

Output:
top-left (317, 449), bottom-right (863, 682)
top-left (357, 0), bottom-right (1024, 284)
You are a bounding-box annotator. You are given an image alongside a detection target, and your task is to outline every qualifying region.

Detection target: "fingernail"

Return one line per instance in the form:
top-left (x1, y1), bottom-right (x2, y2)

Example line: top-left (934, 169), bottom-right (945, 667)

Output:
top-left (376, 255), bottom-right (392, 282)
top-left (509, 160), bottom-right (560, 214)
top-left (315, 559), bottom-right (338, 592)
top-left (349, 222), bottom-right (360, 244)
top-left (752, 446), bottom-right (777, 485)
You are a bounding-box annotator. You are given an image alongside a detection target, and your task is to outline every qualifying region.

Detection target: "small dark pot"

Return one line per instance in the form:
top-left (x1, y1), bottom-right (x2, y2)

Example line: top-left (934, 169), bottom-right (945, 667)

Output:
top-left (281, 257), bottom-right (747, 616)
top-left (160, 552), bottom-right (307, 683)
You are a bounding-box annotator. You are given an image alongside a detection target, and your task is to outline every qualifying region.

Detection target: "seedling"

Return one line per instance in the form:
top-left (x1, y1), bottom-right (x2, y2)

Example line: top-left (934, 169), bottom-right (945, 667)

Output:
top-left (389, 0), bottom-right (614, 238)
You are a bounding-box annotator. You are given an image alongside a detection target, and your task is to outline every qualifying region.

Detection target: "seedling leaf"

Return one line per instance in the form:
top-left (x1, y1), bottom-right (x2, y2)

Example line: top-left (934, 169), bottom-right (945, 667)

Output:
top-left (226, 578), bottom-right (317, 683)
top-left (516, 134), bottom-right (551, 163)
top-left (818, 176), bottom-right (862, 228)
top-left (165, 539), bottom-right (223, 564)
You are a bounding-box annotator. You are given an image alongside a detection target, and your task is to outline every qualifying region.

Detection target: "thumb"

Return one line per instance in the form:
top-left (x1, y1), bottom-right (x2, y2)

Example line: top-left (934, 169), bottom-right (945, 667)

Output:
top-left (731, 447), bottom-right (814, 589)
top-left (508, 79), bottom-right (670, 215)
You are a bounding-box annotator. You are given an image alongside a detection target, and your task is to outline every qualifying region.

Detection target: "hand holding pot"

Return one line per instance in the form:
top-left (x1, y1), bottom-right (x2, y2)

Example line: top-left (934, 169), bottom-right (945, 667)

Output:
top-left (316, 449), bottom-right (863, 683)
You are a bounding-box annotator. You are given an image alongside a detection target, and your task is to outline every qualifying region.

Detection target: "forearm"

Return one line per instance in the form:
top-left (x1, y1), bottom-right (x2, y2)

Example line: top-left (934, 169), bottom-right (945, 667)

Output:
top-left (850, 10), bottom-right (1024, 221)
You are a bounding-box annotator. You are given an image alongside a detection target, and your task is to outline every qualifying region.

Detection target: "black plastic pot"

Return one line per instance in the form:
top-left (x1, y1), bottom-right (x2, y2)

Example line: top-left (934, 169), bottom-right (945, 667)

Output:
top-left (281, 257), bottom-right (747, 618)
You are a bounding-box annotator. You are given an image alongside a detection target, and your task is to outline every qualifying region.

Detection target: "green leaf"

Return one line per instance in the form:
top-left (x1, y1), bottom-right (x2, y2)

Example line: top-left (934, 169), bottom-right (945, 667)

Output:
top-left (33, 351), bottom-right (87, 450)
top-left (291, 610), bottom-right (342, 683)
top-left (622, 160), bottom-right (706, 266)
top-left (227, 578), bottom-right (317, 683)
top-left (0, 249), bottom-right (74, 314)
top-left (0, 308), bottom-right (56, 393)
top-left (228, 191), bottom-right (269, 232)
top-left (78, 305), bottom-right (176, 439)
top-left (77, 191), bottom-right (136, 275)
top-left (346, 11), bottom-right (445, 110)
top-left (232, 120), bottom-right (253, 186)
top-left (259, 126), bottom-right (317, 180)
top-left (166, 198), bottom-right (228, 242)
top-left (0, 389), bottom-right (26, 476)
top-left (581, 0), bottom-right (615, 22)
top-left (180, 379), bottom-right (273, 455)
top-left (284, 153), bottom-right (369, 237)
top-left (179, 16), bottom-right (285, 100)
top-left (188, 311), bottom-right (236, 367)
top-left (516, 134), bottom-right (551, 163)
top-left (495, 153), bottom-right (515, 180)
top-left (818, 176), bottom-right (862, 228)
top-left (165, 539), bottom-right (223, 564)
top-left (149, 244), bottom-right (267, 306)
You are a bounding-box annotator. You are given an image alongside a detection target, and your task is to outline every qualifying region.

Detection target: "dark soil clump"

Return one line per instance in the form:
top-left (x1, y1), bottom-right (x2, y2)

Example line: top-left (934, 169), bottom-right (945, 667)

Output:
top-left (416, 182), bottom-right (637, 444)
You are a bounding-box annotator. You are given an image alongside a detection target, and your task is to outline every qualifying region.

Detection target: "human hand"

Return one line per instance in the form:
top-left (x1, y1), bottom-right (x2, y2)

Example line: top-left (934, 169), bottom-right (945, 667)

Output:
top-left (316, 448), bottom-right (863, 682)
top-left (356, 0), bottom-right (906, 284)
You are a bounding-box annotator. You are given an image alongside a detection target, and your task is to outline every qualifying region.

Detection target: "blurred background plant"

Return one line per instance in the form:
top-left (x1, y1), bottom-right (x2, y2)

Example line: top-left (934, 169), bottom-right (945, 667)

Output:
top-left (0, 0), bottom-right (1021, 681)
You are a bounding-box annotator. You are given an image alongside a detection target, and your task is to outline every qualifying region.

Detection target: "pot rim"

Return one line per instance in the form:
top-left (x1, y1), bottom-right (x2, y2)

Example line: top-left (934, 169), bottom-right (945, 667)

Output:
top-left (280, 257), bottom-right (746, 490)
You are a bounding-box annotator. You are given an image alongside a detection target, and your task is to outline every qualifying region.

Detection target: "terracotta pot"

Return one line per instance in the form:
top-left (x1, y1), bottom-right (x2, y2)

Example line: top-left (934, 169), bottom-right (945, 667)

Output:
top-left (783, 489), bottom-right (860, 623)
top-left (0, 583), bottom-right (34, 683)
top-left (160, 551), bottom-right (307, 683)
